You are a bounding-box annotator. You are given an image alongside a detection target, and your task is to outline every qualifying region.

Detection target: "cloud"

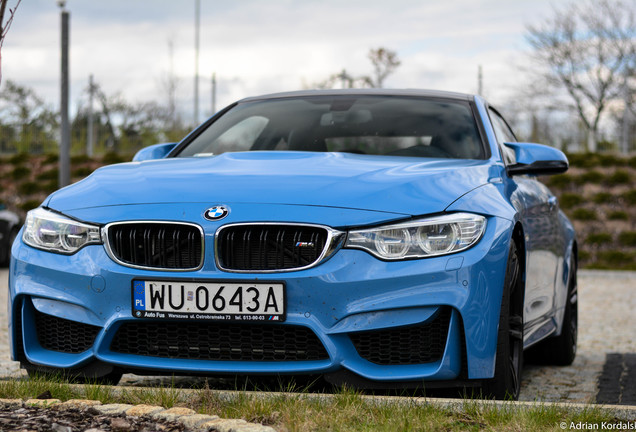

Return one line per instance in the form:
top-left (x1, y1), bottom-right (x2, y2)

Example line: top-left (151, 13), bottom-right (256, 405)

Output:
top-left (1, 0), bottom-right (563, 121)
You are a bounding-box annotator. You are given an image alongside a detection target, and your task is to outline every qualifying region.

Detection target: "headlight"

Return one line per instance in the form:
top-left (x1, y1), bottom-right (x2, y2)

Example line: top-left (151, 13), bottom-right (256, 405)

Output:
top-left (344, 213), bottom-right (486, 260)
top-left (23, 207), bottom-right (102, 254)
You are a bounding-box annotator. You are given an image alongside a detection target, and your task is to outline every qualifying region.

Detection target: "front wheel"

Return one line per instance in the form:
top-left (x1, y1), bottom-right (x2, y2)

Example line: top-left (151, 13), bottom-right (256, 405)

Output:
top-left (482, 241), bottom-right (524, 400)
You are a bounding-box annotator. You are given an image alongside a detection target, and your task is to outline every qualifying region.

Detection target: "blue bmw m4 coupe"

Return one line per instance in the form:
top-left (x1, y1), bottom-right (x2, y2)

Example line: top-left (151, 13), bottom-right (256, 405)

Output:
top-left (9, 89), bottom-right (577, 399)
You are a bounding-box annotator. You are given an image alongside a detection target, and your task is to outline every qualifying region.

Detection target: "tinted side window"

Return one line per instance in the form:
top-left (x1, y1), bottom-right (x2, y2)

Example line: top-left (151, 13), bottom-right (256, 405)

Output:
top-left (489, 109), bottom-right (517, 165)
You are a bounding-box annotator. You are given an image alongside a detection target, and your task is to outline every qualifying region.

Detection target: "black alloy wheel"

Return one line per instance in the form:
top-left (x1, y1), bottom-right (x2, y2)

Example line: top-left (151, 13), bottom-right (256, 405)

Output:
top-left (482, 240), bottom-right (524, 400)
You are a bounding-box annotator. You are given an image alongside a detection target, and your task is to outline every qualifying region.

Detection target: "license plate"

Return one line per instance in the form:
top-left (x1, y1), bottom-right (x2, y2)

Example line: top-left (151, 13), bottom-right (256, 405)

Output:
top-left (132, 280), bottom-right (285, 322)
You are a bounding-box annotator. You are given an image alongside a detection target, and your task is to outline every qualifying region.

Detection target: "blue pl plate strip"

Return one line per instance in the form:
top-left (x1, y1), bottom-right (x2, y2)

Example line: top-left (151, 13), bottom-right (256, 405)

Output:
top-left (133, 280), bottom-right (146, 310)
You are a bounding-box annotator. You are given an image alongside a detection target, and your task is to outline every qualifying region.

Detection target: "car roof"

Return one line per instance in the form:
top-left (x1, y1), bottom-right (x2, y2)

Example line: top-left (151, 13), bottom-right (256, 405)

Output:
top-left (239, 88), bottom-right (476, 103)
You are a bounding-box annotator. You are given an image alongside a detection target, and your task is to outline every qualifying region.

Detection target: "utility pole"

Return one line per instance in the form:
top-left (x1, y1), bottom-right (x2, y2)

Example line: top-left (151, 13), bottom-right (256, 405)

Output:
top-left (194, 0), bottom-right (200, 125)
top-left (211, 73), bottom-right (216, 115)
top-left (87, 74), bottom-right (96, 157)
top-left (477, 65), bottom-right (483, 96)
top-left (58, 1), bottom-right (70, 187)
top-left (338, 69), bottom-right (350, 89)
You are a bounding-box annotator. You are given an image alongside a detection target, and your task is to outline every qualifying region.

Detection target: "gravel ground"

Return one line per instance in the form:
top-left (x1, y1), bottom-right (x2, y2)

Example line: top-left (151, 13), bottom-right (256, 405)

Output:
top-left (0, 403), bottom-right (185, 432)
top-left (1, 268), bottom-right (635, 404)
top-left (521, 270), bottom-right (636, 403)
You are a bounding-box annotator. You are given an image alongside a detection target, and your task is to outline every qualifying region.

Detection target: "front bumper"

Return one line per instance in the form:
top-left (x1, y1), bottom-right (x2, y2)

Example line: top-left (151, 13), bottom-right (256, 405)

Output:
top-left (9, 214), bottom-right (512, 384)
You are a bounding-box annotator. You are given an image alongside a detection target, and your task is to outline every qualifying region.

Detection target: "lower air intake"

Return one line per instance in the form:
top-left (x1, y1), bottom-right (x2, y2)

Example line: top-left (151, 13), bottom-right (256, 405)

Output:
top-left (34, 309), bottom-right (100, 354)
top-left (350, 307), bottom-right (452, 365)
top-left (110, 321), bottom-right (330, 362)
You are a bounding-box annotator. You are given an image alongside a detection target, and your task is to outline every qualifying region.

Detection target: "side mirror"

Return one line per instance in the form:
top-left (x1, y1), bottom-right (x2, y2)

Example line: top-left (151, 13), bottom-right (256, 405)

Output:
top-left (504, 142), bottom-right (569, 176)
top-left (132, 142), bottom-right (177, 162)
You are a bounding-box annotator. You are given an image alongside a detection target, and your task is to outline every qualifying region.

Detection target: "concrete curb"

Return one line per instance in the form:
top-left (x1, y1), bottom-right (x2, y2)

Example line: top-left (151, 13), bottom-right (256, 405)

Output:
top-left (194, 389), bottom-right (636, 422)
top-left (109, 385), bottom-right (636, 421)
top-left (46, 384), bottom-right (636, 422)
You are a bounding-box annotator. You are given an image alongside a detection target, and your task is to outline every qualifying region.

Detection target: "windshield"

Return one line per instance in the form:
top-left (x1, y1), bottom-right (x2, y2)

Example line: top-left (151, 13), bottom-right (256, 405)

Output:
top-left (176, 95), bottom-right (486, 159)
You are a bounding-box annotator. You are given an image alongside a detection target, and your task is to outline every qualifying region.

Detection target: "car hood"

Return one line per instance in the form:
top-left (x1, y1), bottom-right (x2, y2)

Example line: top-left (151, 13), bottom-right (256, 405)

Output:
top-left (46, 152), bottom-right (494, 217)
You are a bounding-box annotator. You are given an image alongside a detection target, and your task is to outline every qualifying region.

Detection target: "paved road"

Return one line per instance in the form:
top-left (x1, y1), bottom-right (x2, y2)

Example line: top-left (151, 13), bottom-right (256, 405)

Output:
top-left (1, 268), bottom-right (634, 404)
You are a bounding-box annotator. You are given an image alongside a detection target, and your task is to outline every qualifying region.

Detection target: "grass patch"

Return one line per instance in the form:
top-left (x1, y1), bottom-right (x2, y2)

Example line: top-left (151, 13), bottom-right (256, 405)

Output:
top-left (81, 381), bottom-right (117, 404)
top-left (566, 152), bottom-right (598, 168)
top-left (19, 199), bottom-right (42, 212)
top-left (43, 180), bottom-right (59, 194)
top-left (0, 375), bottom-right (626, 431)
top-left (10, 166), bottom-right (30, 180)
top-left (71, 154), bottom-right (92, 164)
top-left (623, 190), bottom-right (636, 205)
top-left (17, 181), bottom-right (57, 195)
top-left (0, 372), bottom-right (78, 401)
top-left (42, 153), bottom-right (59, 165)
top-left (36, 168), bottom-right (59, 181)
top-left (8, 153), bottom-right (29, 164)
top-left (586, 233), bottom-right (612, 245)
top-left (72, 166), bottom-right (94, 178)
top-left (607, 211), bottom-right (629, 221)
top-left (605, 169), bottom-right (632, 186)
top-left (119, 381), bottom-right (184, 408)
top-left (571, 208), bottom-right (597, 221)
top-left (597, 250), bottom-right (634, 267)
top-left (102, 152), bottom-right (127, 165)
top-left (597, 153), bottom-right (626, 167)
top-left (559, 193), bottom-right (584, 210)
top-left (618, 231), bottom-right (636, 247)
top-left (547, 174), bottom-right (575, 189)
top-left (578, 170), bottom-right (605, 184)
top-left (17, 182), bottom-right (41, 195)
top-left (578, 250), bottom-right (591, 262)
top-left (592, 192), bottom-right (614, 204)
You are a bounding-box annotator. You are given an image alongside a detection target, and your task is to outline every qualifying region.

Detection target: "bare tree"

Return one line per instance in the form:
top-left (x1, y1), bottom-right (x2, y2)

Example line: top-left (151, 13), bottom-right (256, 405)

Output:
top-left (367, 47), bottom-right (401, 88)
top-left (313, 69), bottom-right (371, 89)
top-left (0, 0), bottom-right (21, 84)
top-left (87, 81), bottom-right (187, 152)
top-left (309, 47), bottom-right (401, 89)
top-left (526, 0), bottom-right (636, 152)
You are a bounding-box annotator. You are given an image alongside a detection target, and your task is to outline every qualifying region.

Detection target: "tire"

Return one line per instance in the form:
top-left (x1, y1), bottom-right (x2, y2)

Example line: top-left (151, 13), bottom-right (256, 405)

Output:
top-left (525, 257), bottom-right (577, 366)
top-left (482, 241), bottom-right (524, 400)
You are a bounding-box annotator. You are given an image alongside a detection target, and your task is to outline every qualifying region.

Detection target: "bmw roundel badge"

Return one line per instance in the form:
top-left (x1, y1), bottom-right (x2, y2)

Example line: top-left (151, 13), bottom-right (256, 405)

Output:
top-left (204, 205), bottom-right (229, 221)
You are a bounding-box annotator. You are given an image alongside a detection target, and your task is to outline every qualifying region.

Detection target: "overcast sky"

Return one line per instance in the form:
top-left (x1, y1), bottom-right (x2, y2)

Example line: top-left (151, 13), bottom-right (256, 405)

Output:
top-left (2, 0), bottom-right (568, 124)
